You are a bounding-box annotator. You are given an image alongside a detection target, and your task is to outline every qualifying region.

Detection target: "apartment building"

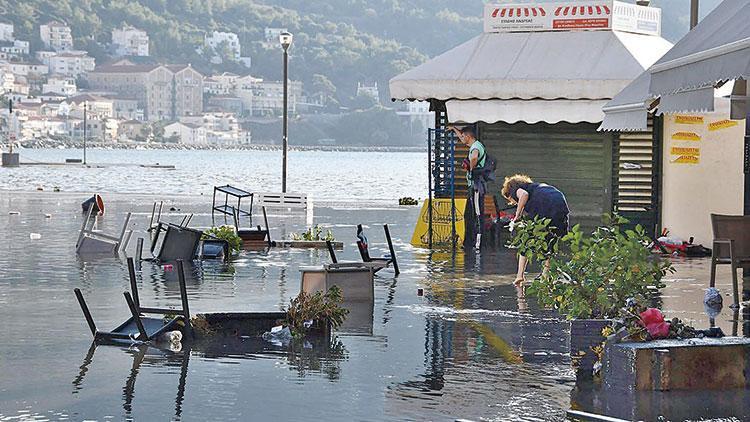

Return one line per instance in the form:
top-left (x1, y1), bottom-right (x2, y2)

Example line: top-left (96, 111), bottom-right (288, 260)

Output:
top-left (40, 21), bottom-right (73, 51)
top-left (48, 51), bottom-right (95, 77)
top-left (204, 31), bottom-right (241, 61)
top-left (112, 26), bottom-right (149, 57)
top-left (86, 61), bottom-right (203, 121)
top-left (0, 23), bottom-right (13, 42)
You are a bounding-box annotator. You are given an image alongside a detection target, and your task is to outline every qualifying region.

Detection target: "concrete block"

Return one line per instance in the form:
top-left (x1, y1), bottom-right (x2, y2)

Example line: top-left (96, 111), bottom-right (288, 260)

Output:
top-left (603, 337), bottom-right (750, 391)
top-left (2, 152), bottom-right (19, 167)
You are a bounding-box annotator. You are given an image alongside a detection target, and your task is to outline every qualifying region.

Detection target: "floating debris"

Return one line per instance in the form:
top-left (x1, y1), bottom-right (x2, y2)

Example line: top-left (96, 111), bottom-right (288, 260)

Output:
top-left (8, 211), bottom-right (20, 215)
top-left (45, 214), bottom-right (52, 218)
top-left (29, 233), bottom-right (42, 240)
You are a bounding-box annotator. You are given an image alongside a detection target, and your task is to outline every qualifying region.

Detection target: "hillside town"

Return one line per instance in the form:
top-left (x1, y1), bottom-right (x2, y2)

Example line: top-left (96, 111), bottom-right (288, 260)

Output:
top-left (0, 20), bottom-right (430, 147)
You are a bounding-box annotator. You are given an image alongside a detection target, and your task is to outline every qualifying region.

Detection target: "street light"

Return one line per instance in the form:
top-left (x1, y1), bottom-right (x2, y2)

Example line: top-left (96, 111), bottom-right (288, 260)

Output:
top-left (279, 31), bottom-right (293, 193)
top-left (83, 102), bottom-right (87, 165)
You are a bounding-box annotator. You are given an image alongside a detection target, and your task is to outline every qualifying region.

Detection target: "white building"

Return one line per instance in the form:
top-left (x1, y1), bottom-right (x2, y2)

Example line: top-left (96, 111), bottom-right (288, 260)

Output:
top-left (112, 25), bottom-right (149, 57)
top-left (0, 23), bottom-right (13, 42)
top-left (264, 28), bottom-right (287, 43)
top-left (240, 78), bottom-right (303, 116)
top-left (205, 31), bottom-right (241, 61)
top-left (164, 121), bottom-right (206, 144)
top-left (0, 61), bottom-right (49, 77)
top-left (181, 112), bottom-right (242, 145)
top-left (40, 21), bottom-right (74, 51)
top-left (42, 75), bottom-right (77, 96)
top-left (48, 51), bottom-right (95, 77)
top-left (356, 82), bottom-right (379, 99)
top-left (204, 72), bottom-right (239, 96)
top-left (0, 40), bottom-right (30, 58)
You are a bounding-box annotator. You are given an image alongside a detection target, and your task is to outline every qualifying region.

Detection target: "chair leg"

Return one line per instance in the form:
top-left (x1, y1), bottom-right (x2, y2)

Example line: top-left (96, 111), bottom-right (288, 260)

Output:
top-left (709, 257), bottom-right (717, 288)
top-left (731, 262), bottom-right (740, 308)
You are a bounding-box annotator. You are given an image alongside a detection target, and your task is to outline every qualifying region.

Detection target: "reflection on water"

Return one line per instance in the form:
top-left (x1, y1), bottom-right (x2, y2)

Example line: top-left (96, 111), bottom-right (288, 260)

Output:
top-left (1, 193), bottom-right (749, 420)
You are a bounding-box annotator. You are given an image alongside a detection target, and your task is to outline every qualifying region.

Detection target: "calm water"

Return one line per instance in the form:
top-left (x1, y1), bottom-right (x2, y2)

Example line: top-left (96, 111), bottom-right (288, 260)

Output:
top-left (0, 148), bottom-right (426, 203)
top-left (0, 151), bottom-right (748, 421)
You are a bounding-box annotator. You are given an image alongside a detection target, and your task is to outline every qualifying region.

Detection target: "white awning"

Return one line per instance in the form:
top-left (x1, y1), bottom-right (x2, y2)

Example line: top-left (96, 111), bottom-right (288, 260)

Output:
top-left (648, 0), bottom-right (750, 112)
top-left (390, 30), bottom-right (672, 101)
top-left (446, 99), bottom-right (607, 124)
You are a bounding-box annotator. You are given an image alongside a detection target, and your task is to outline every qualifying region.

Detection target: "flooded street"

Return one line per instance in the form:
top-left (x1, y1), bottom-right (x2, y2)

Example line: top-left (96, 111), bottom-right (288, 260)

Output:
top-left (0, 191), bottom-right (747, 421)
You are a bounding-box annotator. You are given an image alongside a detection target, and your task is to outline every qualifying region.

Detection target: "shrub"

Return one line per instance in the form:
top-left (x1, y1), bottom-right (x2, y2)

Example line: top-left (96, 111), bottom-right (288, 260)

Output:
top-left (283, 286), bottom-right (349, 337)
top-left (202, 225), bottom-right (242, 254)
top-left (290, 225), bottom-right (335, 241)
top-left (522, 214), bottom-right (673, 319)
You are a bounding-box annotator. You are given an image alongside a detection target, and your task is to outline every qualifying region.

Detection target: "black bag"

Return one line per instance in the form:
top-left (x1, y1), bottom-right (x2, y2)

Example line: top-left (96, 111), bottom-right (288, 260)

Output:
top-left (472, 145), bottom-right (497, 182)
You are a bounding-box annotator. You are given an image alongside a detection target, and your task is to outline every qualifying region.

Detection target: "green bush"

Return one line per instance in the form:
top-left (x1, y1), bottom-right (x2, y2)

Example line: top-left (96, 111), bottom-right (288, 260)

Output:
top-left (290, 225), bottom-right (335, 241)
top-left (202, 225), bottom-right (242, 254)
top-left (284, 286), bottom-right (349, 337)
top-left (521, 214), bottom-right (673, 319)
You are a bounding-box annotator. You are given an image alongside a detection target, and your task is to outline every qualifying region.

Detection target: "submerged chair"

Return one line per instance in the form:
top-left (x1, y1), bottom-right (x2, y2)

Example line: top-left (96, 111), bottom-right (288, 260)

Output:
top-left (356, 224), bottom-right (399, 275)
top-left (237, 206), bottom-right (272, 248)
top-left (76, 206), bottom-right (133, 255)
top-left (710, 214), bottom-right (750, 307)
top-left (74, 258), bottom-right (192, 344)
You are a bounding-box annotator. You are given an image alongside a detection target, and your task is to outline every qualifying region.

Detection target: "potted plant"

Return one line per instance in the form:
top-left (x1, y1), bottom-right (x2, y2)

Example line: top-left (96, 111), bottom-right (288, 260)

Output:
top-left (202, 225), bottom-right (242, 257)
top-left (510, 214), bottom-right (673, 376)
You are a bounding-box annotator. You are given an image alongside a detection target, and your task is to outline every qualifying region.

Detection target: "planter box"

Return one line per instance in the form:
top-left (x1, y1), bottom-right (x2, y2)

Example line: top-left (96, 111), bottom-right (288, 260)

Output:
top-left (603, 337), bottom-right (750, 391)
top-left (191, 312), bottom-right (331, 339)
top-left (570, 319), bottom-right (611, 378)
top-left (273, 240), bottom-right (343, 249)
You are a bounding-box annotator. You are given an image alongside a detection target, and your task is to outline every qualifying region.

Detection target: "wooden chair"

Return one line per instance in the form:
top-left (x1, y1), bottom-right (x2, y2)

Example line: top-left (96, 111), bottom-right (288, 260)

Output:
top-left (74, 258), bottom-right (192, 344)
top-left (710, 214), bottom-right (750, 307)
top-left (356, 224), bottom-right (400, 275)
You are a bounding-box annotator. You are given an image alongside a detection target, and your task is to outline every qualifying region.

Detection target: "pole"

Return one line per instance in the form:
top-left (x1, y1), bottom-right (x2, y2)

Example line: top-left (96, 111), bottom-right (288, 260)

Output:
top-left (690, 0), bottom-right (699, 30)
top-left (282, 48), bottom-right (289, 193)
top-left (83, 102), bottom-right (87, 165)
top-left (428, 128), bottom-right (433, 249)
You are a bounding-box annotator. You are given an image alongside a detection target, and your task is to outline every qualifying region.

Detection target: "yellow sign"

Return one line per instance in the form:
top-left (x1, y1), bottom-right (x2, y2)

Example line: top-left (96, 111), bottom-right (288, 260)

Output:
top-left (411, 198), bottom-right (467, 247)
top-left (674, 115), bottom-right (704, 125)
top-left (708, 119), bottom-right (740, 131)
top-left (671, 155), bottom-right (700, 164)
top-left (670, 146), bottom-right (700, 156)
top-left (671, 132), bottom-right (701, 141)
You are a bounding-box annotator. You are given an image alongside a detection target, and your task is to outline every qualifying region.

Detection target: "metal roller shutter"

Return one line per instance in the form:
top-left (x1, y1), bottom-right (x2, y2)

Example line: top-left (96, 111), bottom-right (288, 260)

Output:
top-left (478, 121), bottom-right (613, 230)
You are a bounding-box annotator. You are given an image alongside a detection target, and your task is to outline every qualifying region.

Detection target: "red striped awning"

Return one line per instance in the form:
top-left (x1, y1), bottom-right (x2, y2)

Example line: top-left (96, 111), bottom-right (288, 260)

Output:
top-left (554, 4), bottom-right (610, 16)
top-left (491, 7), bottom-right (547, 18)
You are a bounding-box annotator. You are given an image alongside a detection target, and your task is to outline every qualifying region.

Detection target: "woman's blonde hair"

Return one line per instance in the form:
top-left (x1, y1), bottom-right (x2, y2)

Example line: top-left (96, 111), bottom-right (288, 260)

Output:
top-left (501, 174), bottom-right (533, 203)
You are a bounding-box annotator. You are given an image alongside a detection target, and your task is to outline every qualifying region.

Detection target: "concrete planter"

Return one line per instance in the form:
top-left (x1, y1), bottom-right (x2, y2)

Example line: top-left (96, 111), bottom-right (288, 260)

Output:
top-left (272, 240), bottom-right (343, 249)
top-left (2, 152), bottom-right (19, 167)
top-left (570, 319), bottom-right (612, 378)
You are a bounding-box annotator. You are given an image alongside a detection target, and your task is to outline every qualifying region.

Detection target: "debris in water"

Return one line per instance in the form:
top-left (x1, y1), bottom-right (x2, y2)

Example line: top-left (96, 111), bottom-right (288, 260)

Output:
top-left (36, 186), bottom-right (43, 191)
top-left (29, 233), bottom-right (42, 240)
top-left (417, 288), bottom-right (423, 296)
top-left (163, 264), bottom-right (174, 271)
top-left (44, 214), bottom-right (52, 218)
top-left (8, 211), bottom-right (20, 215)
top-left (53, 187), bottom-right (60, 192)
top-left (261, 325), bottom-right (292, 346)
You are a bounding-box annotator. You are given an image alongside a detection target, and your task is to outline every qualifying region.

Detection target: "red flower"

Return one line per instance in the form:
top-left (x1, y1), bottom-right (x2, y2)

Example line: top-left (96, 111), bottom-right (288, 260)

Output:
top-left (639, 308), bottom-right (664, 326)
top-left (639, 308), bottom-right (670, 339)
top-left (646, 321), bottom-right (671, 339)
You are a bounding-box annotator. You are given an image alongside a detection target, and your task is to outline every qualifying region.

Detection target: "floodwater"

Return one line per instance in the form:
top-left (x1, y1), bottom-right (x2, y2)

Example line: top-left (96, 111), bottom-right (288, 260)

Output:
top-left (0, 148), bottom-right (426, 203)
top-left (1, 151), bottom-right (748, 421)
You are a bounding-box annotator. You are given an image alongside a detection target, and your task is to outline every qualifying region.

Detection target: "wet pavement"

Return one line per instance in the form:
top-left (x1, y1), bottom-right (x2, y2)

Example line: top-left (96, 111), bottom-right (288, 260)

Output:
top-left (0, 192), bottom-right (747, 421)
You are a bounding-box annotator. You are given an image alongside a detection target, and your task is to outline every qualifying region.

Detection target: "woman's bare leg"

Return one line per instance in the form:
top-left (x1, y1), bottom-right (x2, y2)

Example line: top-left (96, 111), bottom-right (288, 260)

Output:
top-left (515, 255), bottom-right (528, 285)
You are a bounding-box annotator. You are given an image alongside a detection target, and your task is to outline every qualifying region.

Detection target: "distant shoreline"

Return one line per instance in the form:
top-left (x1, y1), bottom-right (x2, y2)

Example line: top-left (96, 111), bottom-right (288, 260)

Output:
top-left (7, 140), bottom-right (426, 153)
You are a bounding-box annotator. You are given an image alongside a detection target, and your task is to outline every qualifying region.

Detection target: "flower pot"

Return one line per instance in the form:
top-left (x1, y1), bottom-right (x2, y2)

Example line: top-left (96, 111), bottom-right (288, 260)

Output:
top-left (570, 319), bottom-right (611, 379)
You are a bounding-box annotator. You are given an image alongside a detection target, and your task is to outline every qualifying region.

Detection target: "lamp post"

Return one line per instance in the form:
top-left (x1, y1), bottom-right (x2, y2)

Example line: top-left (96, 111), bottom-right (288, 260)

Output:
top-left (279, 31), bottom-right (293, 193)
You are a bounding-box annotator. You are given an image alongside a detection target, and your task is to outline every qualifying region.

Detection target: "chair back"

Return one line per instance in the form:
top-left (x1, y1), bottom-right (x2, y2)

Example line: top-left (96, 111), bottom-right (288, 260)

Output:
top-left (159, 224), bottom-right (202, 261)
top-left (356, 224), bottom-right (371, 262)
top-left (711, 214), bottom-right (750, 259)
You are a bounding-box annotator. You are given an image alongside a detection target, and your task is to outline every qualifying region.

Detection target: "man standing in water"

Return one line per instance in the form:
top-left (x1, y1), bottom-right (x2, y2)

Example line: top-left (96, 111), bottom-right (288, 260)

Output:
top-left (447, 125), bottom-right (485, 249)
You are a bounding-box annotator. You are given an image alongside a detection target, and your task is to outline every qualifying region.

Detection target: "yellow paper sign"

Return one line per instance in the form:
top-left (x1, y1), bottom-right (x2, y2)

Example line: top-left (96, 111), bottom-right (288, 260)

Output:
top-left (708, 119), bottom-right (740, 131)
top-left (411, 198), bottom-right (467, 247)
top-left (671, 155), bottom-right (700, 164)
top-left (671, 132), bottom-right (701, 141)
top-left (674, 115), bottom-right (704, 125)
top-left (670, 147), bottom-right (700, 156)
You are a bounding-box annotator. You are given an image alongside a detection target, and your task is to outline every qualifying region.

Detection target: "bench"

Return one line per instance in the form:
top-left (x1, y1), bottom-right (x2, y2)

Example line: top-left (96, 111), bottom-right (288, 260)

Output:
top-left (256, 192), bottom-right (313, 223)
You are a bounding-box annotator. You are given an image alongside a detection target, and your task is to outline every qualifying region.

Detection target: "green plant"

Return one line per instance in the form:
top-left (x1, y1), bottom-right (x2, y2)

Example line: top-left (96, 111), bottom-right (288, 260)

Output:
top-left (290, 225), bottom-right (335, 242)
top-left (203, 225), bottom-right (242, 254)
top-left (399, 197), bottom-right (418, 206)
top-left (283, 286), bottom-right (349, 337)
top-left (507, 215), bottom-right (559, 262)
top-left (525, 214), bottom-right (673, 320)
